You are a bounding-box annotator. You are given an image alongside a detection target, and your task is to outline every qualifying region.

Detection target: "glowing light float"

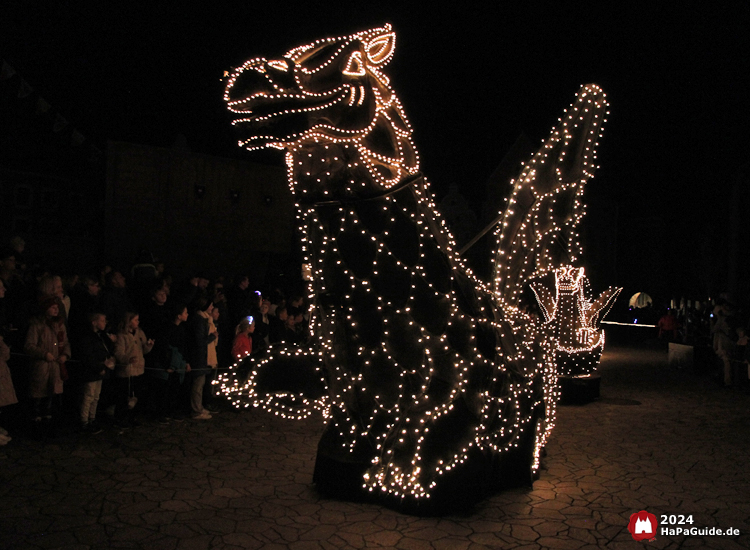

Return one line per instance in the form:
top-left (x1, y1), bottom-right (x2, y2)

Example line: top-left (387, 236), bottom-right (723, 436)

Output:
top-left (530, 266), bottom-right (621, 378)
top-left (219, 23), bottom-right (613, 512)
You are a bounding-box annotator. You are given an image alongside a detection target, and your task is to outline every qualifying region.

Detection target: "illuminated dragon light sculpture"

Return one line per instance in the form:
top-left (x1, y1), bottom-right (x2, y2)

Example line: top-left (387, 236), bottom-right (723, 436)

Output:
top-left (219, 23), bottom-right (611, 511)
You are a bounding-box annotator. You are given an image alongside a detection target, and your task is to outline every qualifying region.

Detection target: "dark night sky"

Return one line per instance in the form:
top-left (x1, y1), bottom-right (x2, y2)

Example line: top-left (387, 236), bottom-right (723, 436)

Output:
top-left (2, 2), bottom-right (749, 297)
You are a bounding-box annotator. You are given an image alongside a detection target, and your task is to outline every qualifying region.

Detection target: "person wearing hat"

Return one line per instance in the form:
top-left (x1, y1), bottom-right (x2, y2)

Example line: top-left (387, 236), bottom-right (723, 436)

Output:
top-left (24, 296), bottom-right (71, 422)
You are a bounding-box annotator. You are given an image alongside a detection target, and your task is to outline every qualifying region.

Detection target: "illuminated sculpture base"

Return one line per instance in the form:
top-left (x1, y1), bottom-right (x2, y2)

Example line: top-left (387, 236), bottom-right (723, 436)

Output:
top-left (556, 344), bottom-right (603, 377)
top-left (312, 415), bottom-right (542, 515)
top-left (558, 374), bottom-right (601, 404)
top-left (556, 347), bottom-right (603, 403)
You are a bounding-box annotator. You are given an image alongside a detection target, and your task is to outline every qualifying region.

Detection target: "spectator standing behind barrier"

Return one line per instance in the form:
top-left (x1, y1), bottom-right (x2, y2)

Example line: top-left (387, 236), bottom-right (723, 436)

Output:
top-left (68, 275), bottom-right (102, 352)
top-left (0, 332), bottom-right (18, 444)
top-left (77, 313), bottom-right (115, 434)
top-left (657, 309), bottom-right (680, 341)
top-left (253, 300), bottom-right (271, 352)
top-left (711, 306), bottom-right (735, 387)
top-left (186, 298), bottom-right (216, 420)
top-left (733, 326), bottom-right (748, 386)
top-left (281, 313), bottom-right (299, 345)
top-left (226, 275), bottom-right (253, 329)
top-left (24, 296), bottom-right (71, 422)
top-left (38, 275), bottom-right (69, 328)
top-left (173, 274), bottom-right (206, 310)
top-left (0, 278), bottom-right (10, 339)
top-left (113, 312), bottom-right (154, 428)
top-left (212, 282), bottom-right (232, 371)
top-left (231, 316), bottom-right (254, 362)
top-left (152, 303), bottom-right (190, 423)
top-left (203, 305), bottom-right (221, 413)
top-left (268, 307), bottom-right (287, 344)
top-left (0, 248), bottom-right (21, 294)
top-left (60, 274), bottom-right (77, 319)
top-left (100, 271), bottom-right (132, 333)
top-left (140, 287), bottom-right (170, 340)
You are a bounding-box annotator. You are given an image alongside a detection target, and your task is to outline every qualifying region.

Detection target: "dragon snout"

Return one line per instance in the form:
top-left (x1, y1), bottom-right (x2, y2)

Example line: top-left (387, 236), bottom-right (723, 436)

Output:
top-left (225, 58), bottom-right (297, 109)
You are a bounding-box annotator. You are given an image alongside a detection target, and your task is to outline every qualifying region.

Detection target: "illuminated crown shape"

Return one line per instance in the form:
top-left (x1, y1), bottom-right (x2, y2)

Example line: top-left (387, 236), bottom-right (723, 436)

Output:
top-left (220, 24), bottom-right (612, 512)
top-left (530, 266), bottom-right (621, 377)
top-left (556, 266), bottom-right (585, 293)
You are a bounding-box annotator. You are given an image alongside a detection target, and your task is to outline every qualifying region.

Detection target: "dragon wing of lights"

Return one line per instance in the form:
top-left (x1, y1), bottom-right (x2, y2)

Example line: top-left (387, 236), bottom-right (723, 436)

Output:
top-left (493, 84), bottom-right (608, 309)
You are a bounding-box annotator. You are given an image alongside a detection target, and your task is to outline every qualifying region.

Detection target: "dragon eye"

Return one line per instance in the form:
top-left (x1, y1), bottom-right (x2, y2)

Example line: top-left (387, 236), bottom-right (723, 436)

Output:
top-left (366, 32), bottom-right (395, 65)
top-left (343, 51), bottom-right (366, 76)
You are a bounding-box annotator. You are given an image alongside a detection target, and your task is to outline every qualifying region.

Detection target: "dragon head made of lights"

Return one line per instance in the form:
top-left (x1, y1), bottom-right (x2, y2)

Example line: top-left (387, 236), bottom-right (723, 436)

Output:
top-left (220, 23), bottom-right (617, 512)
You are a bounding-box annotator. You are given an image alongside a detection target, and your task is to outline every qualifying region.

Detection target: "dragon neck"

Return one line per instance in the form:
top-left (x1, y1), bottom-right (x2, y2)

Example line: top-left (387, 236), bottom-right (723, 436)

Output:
top-left (285, 105), bottom-right (419, 203)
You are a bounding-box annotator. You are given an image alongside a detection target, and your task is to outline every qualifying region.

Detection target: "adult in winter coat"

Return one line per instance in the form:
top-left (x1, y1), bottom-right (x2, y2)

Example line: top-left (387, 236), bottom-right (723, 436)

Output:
top-left (24, 296), bottom-right (71, 420)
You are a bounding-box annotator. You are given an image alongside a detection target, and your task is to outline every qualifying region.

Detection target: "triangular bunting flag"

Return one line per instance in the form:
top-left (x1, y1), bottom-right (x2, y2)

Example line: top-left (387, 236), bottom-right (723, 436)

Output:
top-left (36, 97), bottom-right (51, 114)
top-left (53, 113), bottom-right (69, 132)
top-left (17, 78), bottom-right (34, 98)
top-left (1, 60), bottom-right (16, 80)
top-left (71, 130), bottom-right (85, 146)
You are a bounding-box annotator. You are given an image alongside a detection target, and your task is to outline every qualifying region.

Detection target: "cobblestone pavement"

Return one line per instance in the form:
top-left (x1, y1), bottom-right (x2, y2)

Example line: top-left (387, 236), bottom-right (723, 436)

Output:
top-left (2, 343), bottom-right (749, 549)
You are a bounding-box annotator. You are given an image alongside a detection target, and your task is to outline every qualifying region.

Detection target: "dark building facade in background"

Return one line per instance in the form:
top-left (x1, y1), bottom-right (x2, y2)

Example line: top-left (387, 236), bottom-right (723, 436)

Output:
top-left (1, 58), bottom-right (104, 272)
top-left (105, 141), bottom-right (294, 281)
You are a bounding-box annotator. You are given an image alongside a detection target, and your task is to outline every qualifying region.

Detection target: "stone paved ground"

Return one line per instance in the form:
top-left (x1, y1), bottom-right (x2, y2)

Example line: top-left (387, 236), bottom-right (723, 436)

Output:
top-left (1, 343), bottom-right (749, 550)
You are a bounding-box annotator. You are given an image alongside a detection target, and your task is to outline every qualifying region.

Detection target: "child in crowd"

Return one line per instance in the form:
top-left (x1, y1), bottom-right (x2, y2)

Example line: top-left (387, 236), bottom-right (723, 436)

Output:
top-left (114, 312), bottom-right (154, 428)
top-left (77, 313), bottom-right (115, 433)
top-left (203, 305), bottom-right (221, 412)
top-left (231, 316), bottom-right (254, 362)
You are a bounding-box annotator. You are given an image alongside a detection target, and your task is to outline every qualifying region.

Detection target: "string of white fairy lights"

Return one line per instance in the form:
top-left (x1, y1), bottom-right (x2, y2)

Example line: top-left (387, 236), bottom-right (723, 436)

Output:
top-left (218, 24), bottom-right (614, 500)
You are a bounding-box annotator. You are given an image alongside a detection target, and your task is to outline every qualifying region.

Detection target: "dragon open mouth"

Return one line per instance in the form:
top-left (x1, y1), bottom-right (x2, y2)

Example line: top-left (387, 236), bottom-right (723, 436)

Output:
top-left (229, 86), bottom-right (352, 147)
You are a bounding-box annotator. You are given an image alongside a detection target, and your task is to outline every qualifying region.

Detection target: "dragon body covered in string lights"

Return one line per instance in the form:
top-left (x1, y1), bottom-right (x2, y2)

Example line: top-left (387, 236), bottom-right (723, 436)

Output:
top-left (219, 24), bottom-right (615, 511)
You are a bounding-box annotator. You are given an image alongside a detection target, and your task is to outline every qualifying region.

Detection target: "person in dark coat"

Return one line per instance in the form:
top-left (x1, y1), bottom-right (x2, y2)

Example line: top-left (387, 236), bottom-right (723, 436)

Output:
top-left (226, 275), bottom-right (254, 329)
top-left (76, 312), bottom-right (115, 433)
top-left (67, 275), bottom-right (102, 353)
top-left (99, 271), bottom-right (132, 334)
top-left (152, 303), bottom-right (190, 422)
top-left (268, 306), bottom-right (288, 344)
top-left (186, 297), bottom-right (217, 420)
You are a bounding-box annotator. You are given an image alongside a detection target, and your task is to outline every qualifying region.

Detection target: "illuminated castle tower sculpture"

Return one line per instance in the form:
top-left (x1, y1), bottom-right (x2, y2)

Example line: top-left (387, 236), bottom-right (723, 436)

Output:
top-left (220, 23), bottom-right (610, 511)
top-left (530, 267), bottom-right (621, 377)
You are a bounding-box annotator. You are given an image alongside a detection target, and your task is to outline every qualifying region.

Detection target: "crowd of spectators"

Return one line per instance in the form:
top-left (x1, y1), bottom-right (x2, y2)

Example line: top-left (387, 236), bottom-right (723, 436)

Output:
top-left (648, 295), bottom-right (750, 388)
top-left (0, 238), bottom-right (310, 443)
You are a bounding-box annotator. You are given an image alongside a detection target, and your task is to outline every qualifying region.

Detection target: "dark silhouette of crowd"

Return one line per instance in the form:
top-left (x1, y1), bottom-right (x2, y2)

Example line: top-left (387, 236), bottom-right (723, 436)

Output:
top-left (633, 294), bottom-right (750, 389)
top-left (0, 238), bottom-right (310, 444)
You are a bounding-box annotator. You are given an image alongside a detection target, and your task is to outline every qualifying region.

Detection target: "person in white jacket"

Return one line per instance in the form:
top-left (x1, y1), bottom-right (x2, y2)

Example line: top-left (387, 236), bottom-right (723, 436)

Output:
top-left (114, 312), bottom-right (154, 428)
